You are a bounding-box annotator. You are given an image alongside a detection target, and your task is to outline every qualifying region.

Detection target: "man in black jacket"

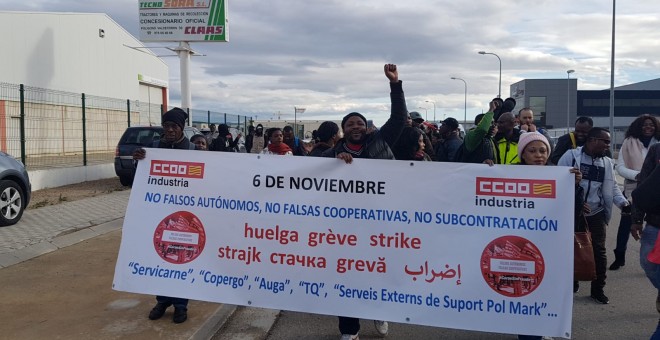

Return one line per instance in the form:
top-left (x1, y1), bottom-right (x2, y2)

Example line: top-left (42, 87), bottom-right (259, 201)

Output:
top-left (323, 63), bottom-right (407, 163)
top-left (133, 107), bottom-right (193, 324)
top-left (435, 117), bottom-right (463, 162)
top-left (209, 124), bottom-right (240, 152)
top-left (323, 64), bottom-right (408, 339)
top-left (631, 143), bottom-right (660, 338)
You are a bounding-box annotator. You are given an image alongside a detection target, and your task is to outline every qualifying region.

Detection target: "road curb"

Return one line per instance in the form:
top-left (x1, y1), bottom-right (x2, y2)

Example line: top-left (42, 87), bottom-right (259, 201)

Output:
top-left (0, 217), bottom-right (123, 269)
top-left (191, 304), bottom-right (238, 340)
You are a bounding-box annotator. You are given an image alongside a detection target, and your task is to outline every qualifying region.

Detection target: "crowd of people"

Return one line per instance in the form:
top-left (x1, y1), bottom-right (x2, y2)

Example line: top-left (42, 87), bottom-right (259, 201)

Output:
top-left (134, 64), bottom-right (660, 340)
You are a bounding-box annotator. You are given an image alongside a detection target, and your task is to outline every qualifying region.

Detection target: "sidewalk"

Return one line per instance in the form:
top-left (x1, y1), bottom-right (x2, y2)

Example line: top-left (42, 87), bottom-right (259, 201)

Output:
top-left (0, 191), bottom-right (236, 340)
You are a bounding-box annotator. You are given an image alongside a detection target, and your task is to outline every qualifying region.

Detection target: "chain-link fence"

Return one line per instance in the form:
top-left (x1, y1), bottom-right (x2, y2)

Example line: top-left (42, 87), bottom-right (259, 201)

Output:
top-left (0, 83), bottom-right (252, 170)
top-left (188, 108), bottom-right (251, 134)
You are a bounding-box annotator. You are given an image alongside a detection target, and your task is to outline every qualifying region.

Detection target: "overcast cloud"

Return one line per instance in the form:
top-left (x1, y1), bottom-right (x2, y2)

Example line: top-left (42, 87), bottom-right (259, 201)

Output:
top-left (3, 0), bottom-right (659, 125)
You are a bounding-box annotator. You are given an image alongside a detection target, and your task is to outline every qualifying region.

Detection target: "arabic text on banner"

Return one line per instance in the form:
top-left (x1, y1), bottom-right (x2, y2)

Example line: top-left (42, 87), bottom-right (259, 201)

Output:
top-left (113, 149), bottom-right (574, 338)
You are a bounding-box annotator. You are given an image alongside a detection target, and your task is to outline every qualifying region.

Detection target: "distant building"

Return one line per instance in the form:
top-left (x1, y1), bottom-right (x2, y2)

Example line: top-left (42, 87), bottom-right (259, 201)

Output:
top-left (577, 79), bottom-right (660, 128)
top-left (509, 78), bottom-right (660, 131)
top-left (509, 79), bottom-right (577, 129)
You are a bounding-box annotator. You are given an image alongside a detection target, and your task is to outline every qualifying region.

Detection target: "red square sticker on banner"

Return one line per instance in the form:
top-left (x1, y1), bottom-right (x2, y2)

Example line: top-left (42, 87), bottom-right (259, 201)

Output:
top-left (476, 177), bottom-right (555, 199)
top-left (150, 160), bottom-right (205, 179)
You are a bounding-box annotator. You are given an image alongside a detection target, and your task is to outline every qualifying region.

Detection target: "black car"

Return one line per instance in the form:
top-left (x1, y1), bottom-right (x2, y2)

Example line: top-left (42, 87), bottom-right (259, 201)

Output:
top-left (0, 151), bottom-right (31, 226)
top-left (114, 126), bottom-right (199, 186)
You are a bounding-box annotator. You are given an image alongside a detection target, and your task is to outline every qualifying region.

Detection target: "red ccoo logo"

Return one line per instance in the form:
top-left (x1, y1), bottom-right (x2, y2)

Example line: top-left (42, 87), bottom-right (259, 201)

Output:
top-left (150, 160), bottom-right (204, 179)
top-left (476, 177), bottom-right (555, 199)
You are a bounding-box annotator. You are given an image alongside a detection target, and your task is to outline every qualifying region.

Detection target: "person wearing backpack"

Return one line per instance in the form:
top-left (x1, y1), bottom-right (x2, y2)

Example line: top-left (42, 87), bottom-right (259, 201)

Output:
top-left (454, 101), bottom-right (498, 164)
top-left (549, 117), bottom-right (593, 165)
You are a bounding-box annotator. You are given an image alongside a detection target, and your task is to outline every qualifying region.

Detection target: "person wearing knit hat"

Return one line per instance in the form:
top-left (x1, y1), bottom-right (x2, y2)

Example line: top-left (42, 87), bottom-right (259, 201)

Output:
top-left (161, 107), bottom-right (188, 130)
top-left (517, 132), bottom-right (551, 165)
top-left (515, 131), bottom-right (582, 340)
top-left (341, 112), bottom-right (367, 130)
top-left (133, 106), bottom-right (196, 324)
top-left (155, 107), bottom-right (192, 150)
top-left (133, 108), bottom-right (195, 155)
top-left (323, 64), bottom-right (408, 166)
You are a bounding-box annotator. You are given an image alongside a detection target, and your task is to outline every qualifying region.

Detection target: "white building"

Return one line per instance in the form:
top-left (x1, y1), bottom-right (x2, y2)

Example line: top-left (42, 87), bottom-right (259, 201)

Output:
top-left (0, 11), bottom-right (169, 189)
top-left (0, 11), bottom-right (168, 114)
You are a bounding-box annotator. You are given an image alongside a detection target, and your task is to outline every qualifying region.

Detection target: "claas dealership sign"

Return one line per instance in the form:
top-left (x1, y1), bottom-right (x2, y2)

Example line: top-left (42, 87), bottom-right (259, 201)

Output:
top-left (138, 0), bottom-right (228, 42)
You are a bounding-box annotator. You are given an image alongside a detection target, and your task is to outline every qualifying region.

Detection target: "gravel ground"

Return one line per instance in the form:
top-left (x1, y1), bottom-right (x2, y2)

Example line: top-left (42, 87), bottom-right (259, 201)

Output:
top-left (27, 177), bottom-right (129, 210)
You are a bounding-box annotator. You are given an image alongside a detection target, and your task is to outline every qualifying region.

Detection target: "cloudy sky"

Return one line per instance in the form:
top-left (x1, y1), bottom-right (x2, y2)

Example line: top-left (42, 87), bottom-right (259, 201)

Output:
top-left (4, 1), bottom-right (660, 125)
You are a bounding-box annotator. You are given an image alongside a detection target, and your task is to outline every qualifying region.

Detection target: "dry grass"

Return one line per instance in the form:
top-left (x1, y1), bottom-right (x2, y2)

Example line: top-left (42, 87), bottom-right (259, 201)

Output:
top-left (27, 177), bottom-right (129, 210)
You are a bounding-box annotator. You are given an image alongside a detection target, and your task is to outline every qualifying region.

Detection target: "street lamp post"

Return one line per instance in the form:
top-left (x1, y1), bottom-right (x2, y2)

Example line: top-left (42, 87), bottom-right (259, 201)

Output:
top-left (609, 0), bottom-right (616, 146)
top-left (451, 77), bottom-right (467, 126)
top-left (417, 107), bottom-right (428, 121)
top-left (478, 51), bottom-right (502, 98)
top-left (425, 100), bottom-right (436, 123)
top-left (566, 70), bottom-right (575, 134)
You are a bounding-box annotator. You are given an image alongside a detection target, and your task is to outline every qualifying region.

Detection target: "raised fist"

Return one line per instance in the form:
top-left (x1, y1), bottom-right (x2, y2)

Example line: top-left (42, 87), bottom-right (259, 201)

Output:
top-left (384, 64), bottom-right (398, 82)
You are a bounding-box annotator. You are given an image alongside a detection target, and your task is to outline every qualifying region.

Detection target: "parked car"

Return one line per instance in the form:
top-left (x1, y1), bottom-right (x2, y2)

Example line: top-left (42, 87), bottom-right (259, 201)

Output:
top-left (0, 151), bottom-right (31, 226)
top-left (114, 125), bottom-right (199, 186)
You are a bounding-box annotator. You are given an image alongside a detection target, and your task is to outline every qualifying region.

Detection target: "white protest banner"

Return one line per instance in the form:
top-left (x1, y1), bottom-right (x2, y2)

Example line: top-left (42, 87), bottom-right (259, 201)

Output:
top-left (113, 149), bottom-right (574, 338)
top-left (138, 0), bottom-right (228, 42)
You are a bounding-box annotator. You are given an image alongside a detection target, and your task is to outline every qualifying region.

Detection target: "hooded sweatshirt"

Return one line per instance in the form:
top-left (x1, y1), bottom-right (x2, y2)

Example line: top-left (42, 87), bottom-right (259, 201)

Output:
top-left (558, 147), bottom-right (627, 223)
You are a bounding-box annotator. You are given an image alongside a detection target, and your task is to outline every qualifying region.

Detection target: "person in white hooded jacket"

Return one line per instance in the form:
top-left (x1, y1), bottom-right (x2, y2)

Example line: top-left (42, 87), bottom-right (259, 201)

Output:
top-left (610, 115), bottom-right (660, 270)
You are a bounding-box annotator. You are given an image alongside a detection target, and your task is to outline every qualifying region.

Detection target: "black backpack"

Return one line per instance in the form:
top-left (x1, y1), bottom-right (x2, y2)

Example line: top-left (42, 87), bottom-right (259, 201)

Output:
top-left (454, 138), bottom-right (495, 164)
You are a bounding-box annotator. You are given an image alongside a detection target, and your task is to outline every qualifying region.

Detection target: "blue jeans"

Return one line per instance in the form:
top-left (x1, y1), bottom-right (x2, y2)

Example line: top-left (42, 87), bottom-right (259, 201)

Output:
top-left (640, 225), bottom-right (660, 290)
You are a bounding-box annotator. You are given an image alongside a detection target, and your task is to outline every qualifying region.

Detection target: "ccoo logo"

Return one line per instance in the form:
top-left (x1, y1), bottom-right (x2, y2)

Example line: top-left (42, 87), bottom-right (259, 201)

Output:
top-left (476, 177), bottom-right (555, 199)
top-left (150, 160), bottom-right (204, 179)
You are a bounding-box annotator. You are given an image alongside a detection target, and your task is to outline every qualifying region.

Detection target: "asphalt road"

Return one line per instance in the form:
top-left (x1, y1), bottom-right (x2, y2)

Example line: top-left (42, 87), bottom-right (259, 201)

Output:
top-left (224, 208), bottom-right (659, 340)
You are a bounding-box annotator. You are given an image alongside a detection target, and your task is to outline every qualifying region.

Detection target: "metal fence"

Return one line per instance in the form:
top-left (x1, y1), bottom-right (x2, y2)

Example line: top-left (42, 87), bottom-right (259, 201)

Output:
top-left (189, 108), bottom-right (251, 133)
top-left (0, 82), bottom-right (251, 170)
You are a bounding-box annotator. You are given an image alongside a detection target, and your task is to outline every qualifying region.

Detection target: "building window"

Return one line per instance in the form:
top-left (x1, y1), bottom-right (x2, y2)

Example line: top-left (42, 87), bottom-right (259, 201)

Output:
top-left (529, 97), bottom-right (546, 126)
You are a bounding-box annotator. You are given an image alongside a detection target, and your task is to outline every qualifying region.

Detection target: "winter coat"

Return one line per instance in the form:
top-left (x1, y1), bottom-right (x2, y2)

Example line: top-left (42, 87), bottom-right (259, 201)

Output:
top-left (323, 81), bottom-right (408, 160)
top-left (558, 147), bottom-right (627, 224)
top-left (632, 143), bottom-right (660, 226)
